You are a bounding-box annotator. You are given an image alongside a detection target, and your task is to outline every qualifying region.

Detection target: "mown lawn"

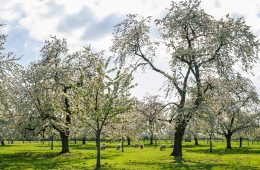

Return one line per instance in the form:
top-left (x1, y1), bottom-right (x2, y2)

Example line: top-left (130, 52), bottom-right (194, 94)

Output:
top-left (0, 140), bottom-right (260, 169)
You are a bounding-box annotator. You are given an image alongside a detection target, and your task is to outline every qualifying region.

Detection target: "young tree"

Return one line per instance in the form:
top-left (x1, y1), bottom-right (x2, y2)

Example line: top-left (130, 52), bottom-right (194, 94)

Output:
top-left (111, 0), bottom-right (259, 159)
top-left (198, 104), bottom-right (219, 153)
top-left (75, 51), bottom-right (134, 169)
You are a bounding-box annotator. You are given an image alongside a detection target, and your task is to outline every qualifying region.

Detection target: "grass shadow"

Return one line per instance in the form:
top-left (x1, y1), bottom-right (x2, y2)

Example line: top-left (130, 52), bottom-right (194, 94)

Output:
top-left (183, 144), bottom-right (210, 149)
top-left (126, 158), bottom-right (259, 170)
top-left (186, 146), bottom-right (260, 155)
top-left (0, 151), bottom-right (89, 169)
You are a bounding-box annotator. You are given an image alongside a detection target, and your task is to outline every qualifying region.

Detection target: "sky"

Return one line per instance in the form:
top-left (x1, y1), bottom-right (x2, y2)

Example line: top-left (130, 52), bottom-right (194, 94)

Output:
top-left (1, 0), bottom-right (260, 100)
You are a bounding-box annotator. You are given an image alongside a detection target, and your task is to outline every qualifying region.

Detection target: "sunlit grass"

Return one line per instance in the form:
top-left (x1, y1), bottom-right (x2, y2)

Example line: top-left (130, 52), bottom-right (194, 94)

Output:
top-left (0, 140), bottom-right (260, 169)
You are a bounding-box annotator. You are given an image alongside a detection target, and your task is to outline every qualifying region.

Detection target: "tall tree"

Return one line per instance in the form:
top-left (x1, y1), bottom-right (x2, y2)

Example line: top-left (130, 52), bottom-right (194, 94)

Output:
top-left (24, 37), bottom-right (87, 153)
top-left (111, 0), bottom-right (259, 159)
top-left (0, 25), bottom-right (21, 145)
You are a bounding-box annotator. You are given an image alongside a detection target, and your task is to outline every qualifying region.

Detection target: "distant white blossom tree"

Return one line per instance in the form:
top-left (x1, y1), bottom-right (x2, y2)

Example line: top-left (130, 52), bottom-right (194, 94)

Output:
top-left (202, 74), bottom-right (259, 149)
top-left (136, 95), bottom-right (170, 145)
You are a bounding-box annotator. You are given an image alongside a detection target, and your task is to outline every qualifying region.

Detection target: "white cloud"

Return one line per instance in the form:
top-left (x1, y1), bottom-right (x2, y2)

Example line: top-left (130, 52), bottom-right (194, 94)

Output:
top-left (2, 0), bottom-right (260, 99)
top-left (201, 0), bottom-right (260, 35)
top-left (0, 0), bottom-right (24, 21)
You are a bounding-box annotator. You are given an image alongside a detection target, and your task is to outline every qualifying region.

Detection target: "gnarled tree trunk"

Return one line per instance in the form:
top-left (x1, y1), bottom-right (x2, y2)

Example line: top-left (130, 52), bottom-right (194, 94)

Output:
top-left (60, 131), bottom-right (69, 154)
top-left (171, 124), bottom-right (186, 160)
top-left (225, 131), bottom-right (233, 149)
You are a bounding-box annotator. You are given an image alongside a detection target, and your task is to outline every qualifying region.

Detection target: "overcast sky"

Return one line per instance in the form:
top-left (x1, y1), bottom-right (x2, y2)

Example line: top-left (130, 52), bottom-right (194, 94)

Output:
top-left (1, 0), bottom-right (260, 100)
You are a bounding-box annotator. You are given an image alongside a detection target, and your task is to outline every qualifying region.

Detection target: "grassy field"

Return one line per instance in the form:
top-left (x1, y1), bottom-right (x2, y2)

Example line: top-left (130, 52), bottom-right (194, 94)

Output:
top-left (0, 140), bottom-right (260, 169)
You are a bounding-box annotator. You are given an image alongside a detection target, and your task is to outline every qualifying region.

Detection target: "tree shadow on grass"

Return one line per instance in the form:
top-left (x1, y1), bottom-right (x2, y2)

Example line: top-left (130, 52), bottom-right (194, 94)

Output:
top-left (0, 151), bottom-right (89, 169)
top-left (70, 144), bottom-right (97, 151)
top-left (186, 146), bottom-right (260, 155)
top-left (70, 143), bottom-right (133, 151)
top-left (0, 145), bottom-right (14, 147)
top-left (0, 150), bottom-right (122, 170)
top-left (183, 144), bottom-right (210, 149)
top-left (0, 152), bottom-right (59, 169)
top-left (126, 159), bottom-right (259, 170)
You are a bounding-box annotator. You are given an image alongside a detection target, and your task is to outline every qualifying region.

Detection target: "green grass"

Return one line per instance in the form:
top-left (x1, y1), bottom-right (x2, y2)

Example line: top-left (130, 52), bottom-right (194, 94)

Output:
top-left (0, 140), bottom-right (260, 169)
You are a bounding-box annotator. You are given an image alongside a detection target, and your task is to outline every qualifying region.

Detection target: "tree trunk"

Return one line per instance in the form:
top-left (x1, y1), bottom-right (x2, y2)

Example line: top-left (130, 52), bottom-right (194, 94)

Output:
top-left (171, 124), bottom-right (185, 160)
top-left (194, 136), bottom-right (199, 146)
top-left (225, 132), bottom-right (232, 149)
top-left (42, 131), bottom-right (45, 144)
top-left (50, 136), bottom-right (54, 150)
top-left (209, 134), bottom-right (212, 153)
top-left (121, 137), bottom-right (124, 152)
top-left (150, 133), bottom-right (153, 145)
top-left (239, 137), bottom-right (242, 148)
top-left (96, 131), bottom-right (101, 170)
top-left (74, 138), bottom-right (77, 144)
top-left (127, 136), bottom-right (131, 146)
top-left (1, 140), bottom-right (4, 145)
top-left (82, 137), bottom-right (86, 145)
top-left (60, 132), bottom-right (70, 154)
